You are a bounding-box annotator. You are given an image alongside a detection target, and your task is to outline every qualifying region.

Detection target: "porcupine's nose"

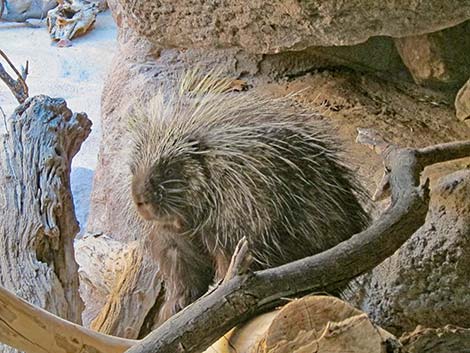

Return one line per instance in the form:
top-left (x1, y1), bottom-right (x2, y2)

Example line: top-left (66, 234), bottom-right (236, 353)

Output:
top-left (131, 173), bottom-right (159, 221)
top-left (133, 192), bottom-right (159, 221)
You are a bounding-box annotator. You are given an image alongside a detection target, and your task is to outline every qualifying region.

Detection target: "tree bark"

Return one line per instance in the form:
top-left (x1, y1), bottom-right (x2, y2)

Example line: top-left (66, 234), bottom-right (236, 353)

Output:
top-left (0, 95), bottom-right (88, 351)
top-left (78, 236), bottom-right (162, 339)
top-left (0, 49), bottom-right (28, 104)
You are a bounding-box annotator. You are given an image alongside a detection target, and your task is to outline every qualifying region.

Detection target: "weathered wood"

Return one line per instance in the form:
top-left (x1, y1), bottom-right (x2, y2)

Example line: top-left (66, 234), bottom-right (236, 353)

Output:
top-left (47, 0), bottom-right (99, 47)
top-left (123, 136), bottom-right (470, 353)
top-left (0, 95), bottom-right (89, 352)
top-left (0, 284), bottom-right (136, 353)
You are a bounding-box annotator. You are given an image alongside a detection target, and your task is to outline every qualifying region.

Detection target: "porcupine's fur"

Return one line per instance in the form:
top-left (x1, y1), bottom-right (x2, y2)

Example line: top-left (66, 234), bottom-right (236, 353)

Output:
top-left (128, 71), bottom-right (370, 324)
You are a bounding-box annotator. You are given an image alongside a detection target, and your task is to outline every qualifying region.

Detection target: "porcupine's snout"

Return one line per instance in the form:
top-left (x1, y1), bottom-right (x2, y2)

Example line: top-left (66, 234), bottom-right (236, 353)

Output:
top-left (131, 170), bottom-right (162, 221)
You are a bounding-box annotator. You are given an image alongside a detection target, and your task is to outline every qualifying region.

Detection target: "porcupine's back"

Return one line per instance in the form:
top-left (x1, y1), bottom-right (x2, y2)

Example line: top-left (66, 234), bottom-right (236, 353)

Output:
top-left (129, 72), bottom-right (370, 278)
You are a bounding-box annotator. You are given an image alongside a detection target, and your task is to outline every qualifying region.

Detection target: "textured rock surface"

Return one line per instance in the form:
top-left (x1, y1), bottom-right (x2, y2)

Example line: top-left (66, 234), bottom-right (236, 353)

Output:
top-left (349, 169), bottom-right (470, 335)
top-left (117, 0), bottom-right (470, 53)
top-left (401, 325), bottom-right (470, 353)
top-left (455, 78), bottom-right (470, 124)
top-left (395, 20), bottom-right (470, 89)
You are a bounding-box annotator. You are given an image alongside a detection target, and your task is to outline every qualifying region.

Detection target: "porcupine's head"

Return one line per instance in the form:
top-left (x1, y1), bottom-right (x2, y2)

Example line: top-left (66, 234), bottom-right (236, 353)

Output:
top-left (129, 137), bottom-right (211, 233)
top-left (127, 72), bottom-right (233, 233)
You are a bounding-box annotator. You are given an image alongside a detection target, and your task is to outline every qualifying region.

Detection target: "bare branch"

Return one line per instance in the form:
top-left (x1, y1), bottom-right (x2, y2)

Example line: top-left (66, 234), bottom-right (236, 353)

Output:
top-left (0, 106), bottom-right (7, 134)
top-left (0, 48), bottom-right (29, 103)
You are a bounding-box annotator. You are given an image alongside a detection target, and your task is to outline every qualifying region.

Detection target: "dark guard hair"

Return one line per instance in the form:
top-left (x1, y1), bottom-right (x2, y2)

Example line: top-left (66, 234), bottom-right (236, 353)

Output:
top-left (127, 71), bottom-right (370, 324)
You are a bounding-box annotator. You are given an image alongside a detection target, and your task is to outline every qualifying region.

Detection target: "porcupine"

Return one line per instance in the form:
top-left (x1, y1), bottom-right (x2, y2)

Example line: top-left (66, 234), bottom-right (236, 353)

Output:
top-left (128, 72), bottom-right (370, 324)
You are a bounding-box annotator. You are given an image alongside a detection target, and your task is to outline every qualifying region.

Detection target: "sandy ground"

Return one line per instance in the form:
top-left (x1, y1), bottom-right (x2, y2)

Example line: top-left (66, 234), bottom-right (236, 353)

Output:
top-left (0, 12), bottom-right (117, 231)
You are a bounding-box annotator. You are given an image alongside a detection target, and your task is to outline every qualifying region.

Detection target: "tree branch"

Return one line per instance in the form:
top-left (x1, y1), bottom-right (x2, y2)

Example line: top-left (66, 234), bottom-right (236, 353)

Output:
top-left (123, 134), bottom-right (470, 353)
top-left (0, 285), bottom-right (136, 353)
top-left (0, 48), bottom-right (29, 104)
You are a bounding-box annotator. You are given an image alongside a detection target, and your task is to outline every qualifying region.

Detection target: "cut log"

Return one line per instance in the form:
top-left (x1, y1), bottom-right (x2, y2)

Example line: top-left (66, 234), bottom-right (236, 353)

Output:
top-left (0, 95), bottom-right (89, 351)
top-left (254, 296), bottom-right (400, 353)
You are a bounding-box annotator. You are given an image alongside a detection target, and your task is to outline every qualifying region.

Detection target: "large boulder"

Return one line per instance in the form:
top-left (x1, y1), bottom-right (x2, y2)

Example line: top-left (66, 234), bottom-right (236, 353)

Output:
top-left (395, 20), bottom-right (470, 89)
top-left (1, 0), bottom-right (56, 22)
top-left (455, 78), bottom-right (470, 124)
top-left (116, 0), bottom-right (470, 53)
top-left (349, 169), bottom-right (470, 335)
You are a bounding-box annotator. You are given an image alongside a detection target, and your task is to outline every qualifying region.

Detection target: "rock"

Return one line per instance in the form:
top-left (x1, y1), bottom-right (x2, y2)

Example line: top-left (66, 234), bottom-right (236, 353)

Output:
top-left (401, 325), bottom-right (470, 353)
top-left (1, 0), bottom-right (56, 22)
top-left (349, 169), bottom-right (470, 335)
top-left (113, 0), bottom-right (470, 54)
top-left (395, 20), bottom-right (470, 89)
top-left (259, 36), bottom-right (408, 79)
top-left (455, 78), bottom-right (470, 124)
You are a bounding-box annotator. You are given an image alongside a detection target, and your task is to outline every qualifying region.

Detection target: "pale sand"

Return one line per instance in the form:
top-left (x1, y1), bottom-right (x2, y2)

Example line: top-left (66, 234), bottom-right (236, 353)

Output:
top-left (0, 11), bottom-right (117, 230)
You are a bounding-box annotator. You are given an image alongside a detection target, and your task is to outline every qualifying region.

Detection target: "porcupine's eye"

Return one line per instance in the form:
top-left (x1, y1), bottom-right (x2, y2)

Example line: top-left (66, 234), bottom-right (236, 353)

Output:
top-left (154, 185), bottom-right (165, 203)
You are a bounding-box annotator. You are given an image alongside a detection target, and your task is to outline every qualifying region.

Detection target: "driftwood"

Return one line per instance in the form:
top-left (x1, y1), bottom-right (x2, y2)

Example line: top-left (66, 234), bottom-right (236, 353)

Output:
top-left (0, 95), bottom-right (89, 352)
top-left (0, 49), bottom-right (28, 103)
top-left (0, 284), bottom-right (135, 353)
top-left (47, 0), bottom-right (99, 47)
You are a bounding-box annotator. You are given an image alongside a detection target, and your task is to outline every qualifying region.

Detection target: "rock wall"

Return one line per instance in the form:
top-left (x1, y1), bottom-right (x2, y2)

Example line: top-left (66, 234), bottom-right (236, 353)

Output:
top-left (348, 170), bottom-right (470, 335)
top-left (117, 0), bottom-right (470, 52)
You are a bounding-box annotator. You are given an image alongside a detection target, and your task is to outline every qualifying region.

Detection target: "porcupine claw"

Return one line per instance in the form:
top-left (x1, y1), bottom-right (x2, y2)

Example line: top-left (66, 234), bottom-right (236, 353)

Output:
top-left (223, 237), bottom-right (253, 284)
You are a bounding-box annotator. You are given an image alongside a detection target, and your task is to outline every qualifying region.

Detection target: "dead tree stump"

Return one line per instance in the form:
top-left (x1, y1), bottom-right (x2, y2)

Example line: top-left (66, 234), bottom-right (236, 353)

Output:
top-left (0, 95), bottom-right (90, 351)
